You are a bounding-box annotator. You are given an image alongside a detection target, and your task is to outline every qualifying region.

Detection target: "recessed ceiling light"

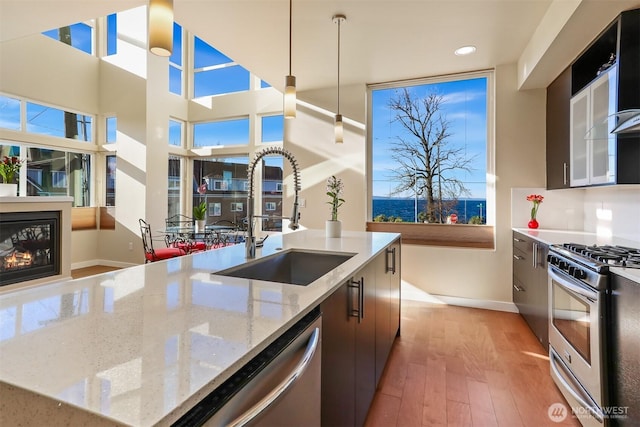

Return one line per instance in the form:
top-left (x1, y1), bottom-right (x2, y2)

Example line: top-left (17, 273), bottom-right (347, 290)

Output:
top-left (454, 45), bottom-right (476, 56)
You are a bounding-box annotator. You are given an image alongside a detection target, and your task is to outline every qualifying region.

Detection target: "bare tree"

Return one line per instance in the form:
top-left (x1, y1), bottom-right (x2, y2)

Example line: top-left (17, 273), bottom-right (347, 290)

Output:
top-left (387, 88), bottom-right (475, 223)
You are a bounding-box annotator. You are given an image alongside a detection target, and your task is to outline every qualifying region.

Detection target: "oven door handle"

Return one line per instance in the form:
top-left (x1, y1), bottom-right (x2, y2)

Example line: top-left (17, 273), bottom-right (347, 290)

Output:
top-left (549, 268), bottom-right (598, 301)
top-left (550, 348), bottom-right (604, 423)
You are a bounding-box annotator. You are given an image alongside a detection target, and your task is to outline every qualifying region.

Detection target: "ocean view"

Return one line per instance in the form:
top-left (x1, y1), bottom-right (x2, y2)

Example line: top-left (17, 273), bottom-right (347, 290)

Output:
top-left (373, 198), bottom-right (486, 223)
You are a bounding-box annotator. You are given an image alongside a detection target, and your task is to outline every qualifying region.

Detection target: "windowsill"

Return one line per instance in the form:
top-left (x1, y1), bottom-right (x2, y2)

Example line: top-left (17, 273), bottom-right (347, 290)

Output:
top-left (366, 222), bottom-right (494, 249)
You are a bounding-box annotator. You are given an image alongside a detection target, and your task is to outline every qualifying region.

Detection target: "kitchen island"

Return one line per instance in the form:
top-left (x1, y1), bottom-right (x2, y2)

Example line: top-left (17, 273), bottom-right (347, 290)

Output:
top-left (0, 229), bottom-right (400, 426)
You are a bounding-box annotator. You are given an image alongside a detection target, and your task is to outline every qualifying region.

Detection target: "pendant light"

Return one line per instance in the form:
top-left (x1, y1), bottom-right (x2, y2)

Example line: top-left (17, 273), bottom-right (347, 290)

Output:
top-left (284, 0), bottom-right (297, 118)
top-left (148, 0), bottom-right (174, 57)
top-left (333, 14), bottom-right (346, 143)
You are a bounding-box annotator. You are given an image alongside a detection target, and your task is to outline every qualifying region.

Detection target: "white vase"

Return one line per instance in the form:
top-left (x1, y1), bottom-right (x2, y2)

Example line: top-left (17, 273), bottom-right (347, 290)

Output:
top-left (326, 220), bottom-right (342, 238)
top-left (195, 220), bottom-right (206, 233)
top-left (0, 183), bottom-right (17, 197)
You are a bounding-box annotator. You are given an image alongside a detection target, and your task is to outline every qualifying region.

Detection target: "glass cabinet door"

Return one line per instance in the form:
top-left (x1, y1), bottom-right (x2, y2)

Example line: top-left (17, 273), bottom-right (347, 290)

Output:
top-left (589, 66), bottom-right (617, 185)
top-left (570, 89), bottom-right (590, 186)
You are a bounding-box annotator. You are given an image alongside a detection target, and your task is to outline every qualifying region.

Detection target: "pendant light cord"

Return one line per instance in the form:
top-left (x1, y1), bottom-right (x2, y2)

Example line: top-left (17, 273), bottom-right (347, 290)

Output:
top-left (337, 18), bottom-right (341, 115)
top-left (289, 0), bottom-right (292, 76)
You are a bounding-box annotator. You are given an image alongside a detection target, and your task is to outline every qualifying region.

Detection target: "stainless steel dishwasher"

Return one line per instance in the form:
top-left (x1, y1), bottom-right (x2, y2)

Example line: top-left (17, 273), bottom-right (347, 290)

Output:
top-left (173, 308), bottom-right (321, 427)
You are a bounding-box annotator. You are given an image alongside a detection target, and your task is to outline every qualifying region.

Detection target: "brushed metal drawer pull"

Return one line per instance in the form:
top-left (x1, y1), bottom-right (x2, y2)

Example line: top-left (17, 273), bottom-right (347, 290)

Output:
top-left (513, 254), bottom-right (524, 260)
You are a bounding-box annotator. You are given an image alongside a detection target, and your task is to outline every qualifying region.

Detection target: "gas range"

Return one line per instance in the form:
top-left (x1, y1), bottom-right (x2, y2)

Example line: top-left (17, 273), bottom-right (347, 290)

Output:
top-left (550, 243), bottom-right (640, 272)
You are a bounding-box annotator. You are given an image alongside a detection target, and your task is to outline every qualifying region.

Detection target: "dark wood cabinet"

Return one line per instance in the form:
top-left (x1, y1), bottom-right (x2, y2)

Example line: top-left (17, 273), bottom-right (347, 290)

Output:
top-left (512, 231), bottom-right (549, 349)
top-left (546, 68), bottom-right (571, 190)
top-left (609, 273), bottom-right (640, 426)
top-left (321, 239), bottom-right (401, 427)
top-left (320, 281), bottom-right (356, 426)
top-left (374, 241), bottom-right (400, 385)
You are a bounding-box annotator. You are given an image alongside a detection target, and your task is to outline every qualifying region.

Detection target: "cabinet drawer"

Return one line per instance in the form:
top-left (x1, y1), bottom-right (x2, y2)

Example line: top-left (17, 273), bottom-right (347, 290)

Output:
top-left (513, 248), bottom-right (531, 281)
top-left (512, 232), bottom-right (532, 254)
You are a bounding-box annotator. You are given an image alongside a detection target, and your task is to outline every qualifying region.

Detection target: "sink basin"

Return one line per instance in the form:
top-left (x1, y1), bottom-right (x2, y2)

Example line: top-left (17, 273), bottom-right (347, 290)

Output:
top-left (214, 249), bottom-right (355, 286)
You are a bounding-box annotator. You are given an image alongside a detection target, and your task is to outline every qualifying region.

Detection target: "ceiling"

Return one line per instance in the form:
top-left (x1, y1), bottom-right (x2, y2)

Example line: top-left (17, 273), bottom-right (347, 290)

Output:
top-left (1, 0), bottom-right (638, 92)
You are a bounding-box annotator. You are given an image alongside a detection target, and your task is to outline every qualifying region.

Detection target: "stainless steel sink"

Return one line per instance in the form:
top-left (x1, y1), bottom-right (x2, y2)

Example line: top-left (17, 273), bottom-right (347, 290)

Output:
top-left (214, 249), bottom-right (355, 286)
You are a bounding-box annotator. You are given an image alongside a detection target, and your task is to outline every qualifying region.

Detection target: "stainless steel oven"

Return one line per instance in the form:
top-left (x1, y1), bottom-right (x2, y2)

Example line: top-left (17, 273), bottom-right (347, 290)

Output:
top-left (548, 245), bottom-right (609, 426)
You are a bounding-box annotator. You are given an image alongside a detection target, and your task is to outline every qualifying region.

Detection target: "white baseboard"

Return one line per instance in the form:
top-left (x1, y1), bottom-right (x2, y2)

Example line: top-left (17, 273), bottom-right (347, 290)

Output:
top-left (71, 259), bottom-right (138, 270)
top-left (401, 281), bottom-right (519, 313)
top-left (430, 294), bottom-right (519, 313)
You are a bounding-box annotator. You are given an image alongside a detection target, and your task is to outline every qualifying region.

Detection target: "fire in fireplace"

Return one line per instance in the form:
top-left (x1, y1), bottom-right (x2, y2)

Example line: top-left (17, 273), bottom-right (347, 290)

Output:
top-left (0, 211), bottom-right (60, 287)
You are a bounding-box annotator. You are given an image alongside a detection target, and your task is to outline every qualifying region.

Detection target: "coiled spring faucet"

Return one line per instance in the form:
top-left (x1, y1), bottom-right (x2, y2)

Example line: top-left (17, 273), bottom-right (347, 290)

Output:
top-left (246, 147), bottom-right (301, 258)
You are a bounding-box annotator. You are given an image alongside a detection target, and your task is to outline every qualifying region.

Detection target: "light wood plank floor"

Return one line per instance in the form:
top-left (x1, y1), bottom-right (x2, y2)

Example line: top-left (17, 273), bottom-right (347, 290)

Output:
top-left (365, 292), bottom-right (581, 427)
top-left (71, 265), bottom-right (121, 279)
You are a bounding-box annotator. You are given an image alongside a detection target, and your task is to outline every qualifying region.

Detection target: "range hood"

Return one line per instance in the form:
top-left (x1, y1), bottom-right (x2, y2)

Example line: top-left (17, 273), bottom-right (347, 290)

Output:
top-left (610, 109), bottom-right (640, 134)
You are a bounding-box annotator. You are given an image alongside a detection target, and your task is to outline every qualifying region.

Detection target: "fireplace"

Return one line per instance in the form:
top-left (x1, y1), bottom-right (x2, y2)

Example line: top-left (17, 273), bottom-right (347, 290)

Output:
top-left (0, 211), bottom-right (61, 287)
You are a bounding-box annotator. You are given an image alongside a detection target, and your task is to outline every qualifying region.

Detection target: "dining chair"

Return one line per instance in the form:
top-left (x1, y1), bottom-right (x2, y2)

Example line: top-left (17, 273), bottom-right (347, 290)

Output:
top-left (139, 219), bottom-right (186, 263)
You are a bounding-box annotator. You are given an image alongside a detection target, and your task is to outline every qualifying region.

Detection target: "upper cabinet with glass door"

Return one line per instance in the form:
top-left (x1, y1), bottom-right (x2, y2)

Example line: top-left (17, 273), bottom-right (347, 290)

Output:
top-left (568, 8), bottom-right (640, 187)
top-left (570, 66), bottom-right (617, 187)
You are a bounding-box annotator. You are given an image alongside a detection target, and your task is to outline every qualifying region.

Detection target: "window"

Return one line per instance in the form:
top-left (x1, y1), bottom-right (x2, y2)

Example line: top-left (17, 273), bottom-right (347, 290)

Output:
top-left (169, 119), bottom-right (183, 147)
top-left (51, 171), bottom-right (67, 188)
top-left (26, 102), bottom-right (92, 142)
top-left (106, 14), bottom-right (117, 56)
top-left (168, 156), bottom-right (181, 218)
top-left (261, 115), bottom-right (284, 143)
top-left (193, 118), bottom-right (250, 147)
top-left (106, 117), bottom-right (117, 143)
top-left (169, 23), bottom-right (183, 96)
top-left (193, 36), bottom-right (250, 97)
top-left (262, 156), bottom-right (283, 232)
top-left (209, 203), bottom-right (221, 217)
top-left (212, 180), bottom-right (228, 191)
top-left (42, 21), bottom-right (94, 55)
top-left (193, 156), bottom-right (248, 224)
top-left (106, 155), bottom-right (116, 206)
top-left (368, 72), bottom-right (493, 247)
top-left (0, 95), bottom-right (21, 130)
top-left (370, 73), bottom-right (489, 224)
top-left (6, 146), bottom-right (93, 206)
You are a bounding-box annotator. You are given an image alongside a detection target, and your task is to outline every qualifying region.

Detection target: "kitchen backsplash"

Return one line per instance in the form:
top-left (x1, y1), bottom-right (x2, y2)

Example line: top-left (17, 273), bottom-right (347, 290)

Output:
top-left (511, 186), bottom-right (640, 242)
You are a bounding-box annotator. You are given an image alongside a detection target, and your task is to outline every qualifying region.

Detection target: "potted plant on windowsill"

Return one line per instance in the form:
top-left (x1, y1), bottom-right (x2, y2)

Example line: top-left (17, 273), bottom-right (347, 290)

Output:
top-left (326, 175), bottom-right (345, 238)
top-left (193, 201), bottom-right (207, 233)
top-left (0, 155), bottom-right (22, 197)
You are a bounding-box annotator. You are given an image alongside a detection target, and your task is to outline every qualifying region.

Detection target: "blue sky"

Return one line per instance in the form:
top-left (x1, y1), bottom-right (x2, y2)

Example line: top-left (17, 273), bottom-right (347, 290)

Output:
top-left (371, 78), bottom-right (487, 199)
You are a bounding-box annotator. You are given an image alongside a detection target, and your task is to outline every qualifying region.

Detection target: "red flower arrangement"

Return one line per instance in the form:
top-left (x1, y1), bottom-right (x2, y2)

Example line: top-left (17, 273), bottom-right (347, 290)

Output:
top-left (0, 156), bottom-right (23, 184)
top-left (526, 194), bottom-right (544, 229)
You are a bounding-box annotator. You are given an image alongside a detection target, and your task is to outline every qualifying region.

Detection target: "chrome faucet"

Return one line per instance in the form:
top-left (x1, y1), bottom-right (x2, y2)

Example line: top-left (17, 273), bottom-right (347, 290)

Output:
top-left (246, 147), bottom-right (301, 258)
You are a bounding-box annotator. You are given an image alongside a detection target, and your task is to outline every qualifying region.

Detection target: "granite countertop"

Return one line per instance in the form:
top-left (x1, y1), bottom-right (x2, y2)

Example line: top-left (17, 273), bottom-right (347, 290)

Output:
top-left (0, 229), bottom-right (400, 426)
top-left (512, 227), bottom-right (640, 283)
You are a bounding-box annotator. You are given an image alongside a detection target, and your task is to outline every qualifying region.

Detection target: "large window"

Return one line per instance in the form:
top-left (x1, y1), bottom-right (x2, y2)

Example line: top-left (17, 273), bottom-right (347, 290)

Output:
top-left (193, 37), bottom-right (250, 97)
top-left (0, 95), bottom-right (21, 130)
top-left (168, 156), bottom-right (182, 218)
top-left (106, 155), bottom-right (116, 206)
top-left (261, 115), bottom-right (284, 143)
top-left (169, 23), bottom-right (183, 96)
top-left (42, 22), bottom-right (94, 55)
top-left (0, 144), bottom-right (92, 206)
top-left (26, 102), bottom-right (92, 142)
top-left (193, 118), bottom-right (250, 147)
top-left (193, 156), bottom-right (249, 226)
top-left (370, 73), bottom-right (490, 225)
top-left (169, 119), bottom-right (183, 147)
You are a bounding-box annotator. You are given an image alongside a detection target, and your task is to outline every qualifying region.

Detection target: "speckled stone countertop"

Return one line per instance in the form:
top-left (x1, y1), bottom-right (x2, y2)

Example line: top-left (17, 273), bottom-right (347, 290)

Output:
top-left (512, 228), bottom-right (640, 283)
top-left (0, 229), bottom-right (400, 426)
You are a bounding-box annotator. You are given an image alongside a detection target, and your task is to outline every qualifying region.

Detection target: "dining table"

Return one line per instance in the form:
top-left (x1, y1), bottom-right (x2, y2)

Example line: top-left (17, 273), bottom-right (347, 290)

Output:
top-left (160, 224), bottom-right (241, 251)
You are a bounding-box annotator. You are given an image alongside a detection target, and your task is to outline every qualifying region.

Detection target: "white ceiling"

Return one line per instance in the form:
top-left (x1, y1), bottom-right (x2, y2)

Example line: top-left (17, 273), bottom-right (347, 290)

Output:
top-left (1, 0), bottom-right (638, 92)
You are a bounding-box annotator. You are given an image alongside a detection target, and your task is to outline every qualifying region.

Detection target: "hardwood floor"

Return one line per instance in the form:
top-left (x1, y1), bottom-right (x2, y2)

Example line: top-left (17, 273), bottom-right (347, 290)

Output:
top-left (365, 287), bottom-right (581, 427)
top-left (71, 265), bottom-right (121, 279)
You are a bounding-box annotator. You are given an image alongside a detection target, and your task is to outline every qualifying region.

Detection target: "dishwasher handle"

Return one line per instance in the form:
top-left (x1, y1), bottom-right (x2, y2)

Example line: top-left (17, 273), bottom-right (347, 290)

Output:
top-left (228, 326), bottom-right (321, 427)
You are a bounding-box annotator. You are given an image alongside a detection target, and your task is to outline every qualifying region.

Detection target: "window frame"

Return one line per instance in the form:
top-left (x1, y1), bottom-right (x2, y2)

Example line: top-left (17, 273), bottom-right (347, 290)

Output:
top-left (366, 70), bottom-right (496, 249)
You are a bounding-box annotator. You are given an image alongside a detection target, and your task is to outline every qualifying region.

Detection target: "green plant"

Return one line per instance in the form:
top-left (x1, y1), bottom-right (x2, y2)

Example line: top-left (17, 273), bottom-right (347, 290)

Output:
top-left (0, 156), bottom-right (22, 184)
top-left (193, 201), bottom-right (207, 220)
top-left (326, 175), bottom-right (345, 221)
